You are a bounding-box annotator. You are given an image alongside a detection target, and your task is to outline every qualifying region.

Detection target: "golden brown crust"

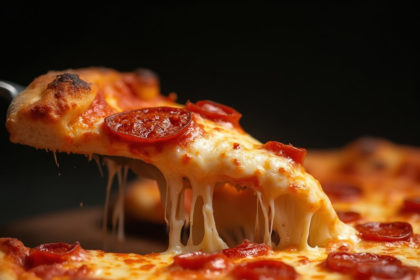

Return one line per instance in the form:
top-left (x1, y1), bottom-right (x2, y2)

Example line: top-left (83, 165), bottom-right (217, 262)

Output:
top-left (123, 68), bottom-right (160, 101)
top-left (25, 73), bottom-right (94, 122)
top-left (6, 67), bottom-right (354, 252)
top-left (6, 67), bottom-right (172, 153)
top-left (5, 71), bottom-right (420, 278)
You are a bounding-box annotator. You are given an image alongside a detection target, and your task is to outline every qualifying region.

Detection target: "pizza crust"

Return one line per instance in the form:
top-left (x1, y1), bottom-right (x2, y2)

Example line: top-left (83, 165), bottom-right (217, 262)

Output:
top-left (3, 69), bottom-right (420, 279)
top-left (6, 68), bottom-right (355, 253)
top-left (6, 68), bottom-right (168, 153)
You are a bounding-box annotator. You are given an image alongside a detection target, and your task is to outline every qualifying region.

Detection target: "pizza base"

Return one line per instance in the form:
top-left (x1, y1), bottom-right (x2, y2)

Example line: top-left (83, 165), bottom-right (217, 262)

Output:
top-left (6, 68), bottom-right (354, 253)
top-left (3, 68), bottom-right (420, 279)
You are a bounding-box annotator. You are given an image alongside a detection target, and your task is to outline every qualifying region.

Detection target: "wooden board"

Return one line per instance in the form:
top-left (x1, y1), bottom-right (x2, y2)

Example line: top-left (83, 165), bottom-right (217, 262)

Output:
top-left (0, 207), bottom-right (167, 254)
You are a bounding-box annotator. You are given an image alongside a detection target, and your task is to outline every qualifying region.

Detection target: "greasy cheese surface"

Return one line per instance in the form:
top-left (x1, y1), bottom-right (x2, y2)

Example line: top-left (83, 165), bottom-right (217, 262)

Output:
top-left (6, 68), bottom-right (353, 253)
top-left (83, 251), bottom-right (172, 280)
top-left (2, 240), bottom-right (420, 280)
top-left (4, 70), bottom-right (420, 278)
top-left (127, 137), bottom-right (420, 232)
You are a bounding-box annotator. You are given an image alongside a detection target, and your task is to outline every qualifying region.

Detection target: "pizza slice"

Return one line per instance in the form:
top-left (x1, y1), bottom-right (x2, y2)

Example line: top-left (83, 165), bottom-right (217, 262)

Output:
top-left (6, 68), bottom-right (354, 253)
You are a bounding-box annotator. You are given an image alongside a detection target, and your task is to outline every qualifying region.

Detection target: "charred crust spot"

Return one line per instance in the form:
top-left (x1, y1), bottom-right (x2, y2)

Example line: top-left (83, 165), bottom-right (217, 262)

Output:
top-left (26, 73), bottom-right (92, 121)
top-left (30, 104), bottom-right (54, 120)
top-left (47, 73), bottom-right (90, 92)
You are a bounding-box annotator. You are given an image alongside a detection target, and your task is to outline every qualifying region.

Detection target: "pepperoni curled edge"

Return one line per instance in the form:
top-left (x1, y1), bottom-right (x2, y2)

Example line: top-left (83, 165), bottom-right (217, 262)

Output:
top-left (186, 100), bottom-right (242, 127)
top-left (355, 222), bottom-right (413, 242)
top-left (263, 141), bottom-right (306, 165)
top-left (27, 242), bottom-right (83, 267)
top-left (104, 107), bottom-right (192, 143)
top-left (0, 239), bottom-right (89, 279)
top-left (222, 239), bottom-right (270, 258)
top-left (172, 252), bottom-right (230, 272)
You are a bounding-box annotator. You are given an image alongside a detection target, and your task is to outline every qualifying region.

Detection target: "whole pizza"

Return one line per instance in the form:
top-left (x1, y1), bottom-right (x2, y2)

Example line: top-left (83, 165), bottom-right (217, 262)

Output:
top-left (1, 68), bottom-right (420, 279)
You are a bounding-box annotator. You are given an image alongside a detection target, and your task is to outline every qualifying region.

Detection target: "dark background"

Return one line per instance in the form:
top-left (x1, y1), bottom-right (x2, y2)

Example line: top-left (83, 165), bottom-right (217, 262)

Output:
top-left (0, 2), bottom-right (418, 225)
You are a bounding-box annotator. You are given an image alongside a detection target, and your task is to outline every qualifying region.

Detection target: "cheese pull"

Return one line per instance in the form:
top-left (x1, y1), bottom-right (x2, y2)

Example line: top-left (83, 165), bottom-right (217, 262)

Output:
top-left (120, 117), bottom-right (355, 253)
top-left (6, 68), bottom-right (356, 254)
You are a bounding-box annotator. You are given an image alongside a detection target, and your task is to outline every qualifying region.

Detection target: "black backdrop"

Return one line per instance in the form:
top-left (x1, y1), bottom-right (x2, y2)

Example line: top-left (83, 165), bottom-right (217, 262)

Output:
top-left (0, 2), bottom-right (418, 225)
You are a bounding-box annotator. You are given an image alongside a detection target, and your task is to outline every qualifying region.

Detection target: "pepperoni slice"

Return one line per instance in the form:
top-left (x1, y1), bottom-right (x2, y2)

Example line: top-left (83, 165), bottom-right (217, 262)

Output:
top-left (321, 181), bottom-right (362, 201)
top-left (231, 259), bottom-right (297, 280)
top-left (356, 263), bottom-right (418, 280)
top-left (336, 211), bottom-right (361, 223)
top-left (172, 252), bottom-right (230, 271)
top-left (104, 107), bottom-right (192, 143)
top-left (27, 242), bottom-right (82, 267)
top-left (186, 100), bottom-right (242, 126)
top-left (222, 239), bottom-right (270, 258)
top-left (355, 222), bottom-right (413, 242)
top-left (326, 252), bottom-right (418, 280)
top-left (263, 141), bottom-right (306, 165)
top-left (326, 252), bottom-right (401, 274)
top-left (402, 197), bottom-right (420, 213)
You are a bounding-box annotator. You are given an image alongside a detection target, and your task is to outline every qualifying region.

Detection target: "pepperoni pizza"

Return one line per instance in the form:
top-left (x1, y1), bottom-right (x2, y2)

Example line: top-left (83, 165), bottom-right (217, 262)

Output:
top-left (2, 68), bottom-right (420, 279)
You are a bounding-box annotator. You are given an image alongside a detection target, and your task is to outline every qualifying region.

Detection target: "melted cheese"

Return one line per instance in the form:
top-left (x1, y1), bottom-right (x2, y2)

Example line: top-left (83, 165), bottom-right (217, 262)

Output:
top-left (147, 119), bottom-right (353, 253)
top-left (7, 69), bottom-right (356, 254)
top-left (2, 238), bottom-right (420, 280)
top-left (47, 241), bottom-right (420, 279)
top-left (2, 234), bottom-right (420, 280)
top-left (4, 71), bottom-right (420, 279)
top-left (52, 151), bottom-right (60, 168)
top-left (99, 117), bottom-right (356, 254)
top-left (101, 158), bottom-right (128, 244)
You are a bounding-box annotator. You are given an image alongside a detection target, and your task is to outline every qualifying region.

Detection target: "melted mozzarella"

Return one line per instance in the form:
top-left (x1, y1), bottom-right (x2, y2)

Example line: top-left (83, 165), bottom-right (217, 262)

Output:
top-left (2, 239), bottom-right (420, 280)
top-left (7, 70), bottom-right (356, 253)
top-left (102, 159), bottom-right (128, 242)
top-left (117, 118), bottom-right (356, 253)
top-left (84, 251), bottom-right (173, 280)
top-left (74, 241), bottom-right (420, 280)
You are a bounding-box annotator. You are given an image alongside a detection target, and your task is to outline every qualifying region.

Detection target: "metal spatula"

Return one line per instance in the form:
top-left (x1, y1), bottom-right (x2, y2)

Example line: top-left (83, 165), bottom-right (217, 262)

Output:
top-left (0, 80), bottom-right (24, 101)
